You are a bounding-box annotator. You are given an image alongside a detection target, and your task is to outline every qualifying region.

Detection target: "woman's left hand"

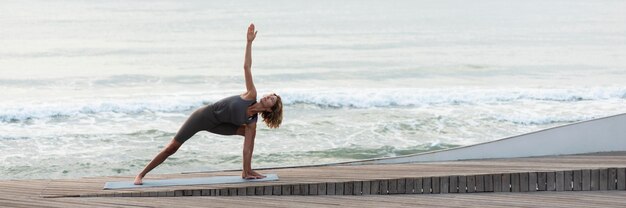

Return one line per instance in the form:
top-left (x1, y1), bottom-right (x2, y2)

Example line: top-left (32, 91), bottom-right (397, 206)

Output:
top-left (249, 170), bottom-right (266, 179)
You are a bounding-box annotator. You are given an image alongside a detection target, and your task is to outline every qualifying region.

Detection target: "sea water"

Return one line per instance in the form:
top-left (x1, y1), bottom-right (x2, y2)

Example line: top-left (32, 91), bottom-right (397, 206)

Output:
top-left (1, 0), bottom-right (625, 179)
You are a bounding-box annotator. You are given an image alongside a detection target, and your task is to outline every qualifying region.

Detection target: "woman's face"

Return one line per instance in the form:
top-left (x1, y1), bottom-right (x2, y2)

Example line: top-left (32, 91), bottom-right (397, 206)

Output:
top-left (260, 94), bottom-right (277, 108)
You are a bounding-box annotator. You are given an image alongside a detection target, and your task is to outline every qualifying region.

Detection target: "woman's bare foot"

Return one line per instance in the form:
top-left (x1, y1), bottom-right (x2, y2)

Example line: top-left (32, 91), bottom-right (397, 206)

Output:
top-left (134, 175), bottom-right (143, 185)
top-left (242, 170), bottom-right (266, 179)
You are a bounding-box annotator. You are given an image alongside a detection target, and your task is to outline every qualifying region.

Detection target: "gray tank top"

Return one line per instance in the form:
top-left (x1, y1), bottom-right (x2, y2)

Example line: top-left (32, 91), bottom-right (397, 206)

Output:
top-left (211, 95), bottom-right (258, 126)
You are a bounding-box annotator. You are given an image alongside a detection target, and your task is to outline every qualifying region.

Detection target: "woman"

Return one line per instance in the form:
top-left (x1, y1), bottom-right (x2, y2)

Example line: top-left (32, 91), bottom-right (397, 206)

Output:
top-left (134, 23), bottom-right (283, 185)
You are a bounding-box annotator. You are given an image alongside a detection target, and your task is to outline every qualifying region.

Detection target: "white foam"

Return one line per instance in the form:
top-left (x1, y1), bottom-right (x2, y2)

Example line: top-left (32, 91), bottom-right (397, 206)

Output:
top-left (280, 87), bottom-right (626, 108)
top-left (2, 87), bottom-right (625, 122)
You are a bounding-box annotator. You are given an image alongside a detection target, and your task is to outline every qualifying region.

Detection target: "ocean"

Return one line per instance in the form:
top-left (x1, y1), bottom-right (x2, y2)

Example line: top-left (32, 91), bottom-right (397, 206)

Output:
top-left (1, 0), bottom-right (625, 179)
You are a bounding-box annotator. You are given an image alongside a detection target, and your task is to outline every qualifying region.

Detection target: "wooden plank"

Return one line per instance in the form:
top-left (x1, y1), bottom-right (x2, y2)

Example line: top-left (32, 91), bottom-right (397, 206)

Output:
top-left (228, 188), bottom-right (237, 196)
top-left (237, 187), bottom-right (247, 196)
top-left (458, 175), bottom-right (467, 193)
top-left (388, 179), bottom-right (397, 194)
top-left (467, 175), bottom-right (475, 193)
top-left (564, 170), bottom-right (573, 191)
top-left (449, 176), bottom-right (458, 193)
top-left (537, 172), bottom-right (547, 191)
top-left (327, 182), bottom-right (336, 195)
top-left (255, 186), bottom-right (264, 195)
top-left (405, 178), bottom-right (415, 194)
top-left (282, 184), bottom-right (292, 196)
top-left (493, 174), bottom-right (502, 192)
top-left (309, 183), bottom-right (318, 195)
top-left (423, 177), bottom-right (432, 194)
top-left (618, 168), bottom-right (626, 190)
top-left (210, 189), bottom-right (219, 196)
top-left (361, 181), bottom-right (371, 195)
top-left (609, 168), bottom-right (618, 190)
top-left (293, 184), bottom-right (309, 196)
top-left (440, 176), bottom-right (449, 194)
top-left (475, 175), bottom-right (484, 192)
top-left (485, 174), bottom-right (493, 192)
top-left (520, 172), bottom-right (529, 192)
top-left (263, 186), bottom-right (273, 195)
top-left (528, 172), bottom-right (537, 192)
top-left (415, 178), bottom-right (423, 194)
top-left (432, 177), bottom-right (440, 194)
top-left (380, 180), bottom-right (388, 195)
top-left (397, 178), bottom-right (405, 194)
top-left (547, 171), bottom-right (556, 191)
top-left (318, 182), bottom-right (327, 195)
top-left (163, 189), bottom-right (173, 197)
top-left (556, 171), bottom-right (565, 191)
top-left (511, 173), bottom-right (520, 192)
top-left (247, 187), bottom-right (255, 195)
top-left (573, 170), bottom-right (582, 191)
top-left (273, 185), bottom-right (282, 195)
top-left (582, 169), bottom-right (591, 191)
top-left (600, 168), bottom-right (609, 190)
top-left (344, 182), bottom-right (354, 195)
top-left (591, 169), bottom-right (600, 191)
top-left (368, 180), bottom-right (377, 195)
top-left (292, 184), bottom-right (302, 195)
top-left (501, 173), bottom-right (511, 192)
top-left (354, 181), bottom-right (362, 195)
top-left (336, 182), bottom-right (344, 195)
top-left (302, 184), bottom-right (310, 195)
top-left (219, 189), bottom-right (228, 196)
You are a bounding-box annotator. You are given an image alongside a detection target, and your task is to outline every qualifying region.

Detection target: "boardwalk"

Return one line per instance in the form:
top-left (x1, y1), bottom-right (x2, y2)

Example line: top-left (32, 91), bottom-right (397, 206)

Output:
top-left (1, 152), bottom-right (626, 207)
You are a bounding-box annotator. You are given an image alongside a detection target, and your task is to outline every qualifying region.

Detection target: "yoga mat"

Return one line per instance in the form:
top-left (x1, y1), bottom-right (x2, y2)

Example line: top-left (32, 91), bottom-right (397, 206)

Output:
top-left (103, 174), bottom-right (279, 190)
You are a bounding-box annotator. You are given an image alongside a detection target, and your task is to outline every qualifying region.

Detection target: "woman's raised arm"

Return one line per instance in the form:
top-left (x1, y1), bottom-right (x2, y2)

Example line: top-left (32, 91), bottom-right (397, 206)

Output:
top-left (242, 23), bottom-right (258, 100)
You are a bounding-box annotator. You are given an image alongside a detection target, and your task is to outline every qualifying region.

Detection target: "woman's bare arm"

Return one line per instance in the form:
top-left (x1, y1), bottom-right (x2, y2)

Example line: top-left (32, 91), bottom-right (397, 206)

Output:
top-left (242, 24), bottom-right (258, 100)
top-left (242, 123), bottom-right (266, 179)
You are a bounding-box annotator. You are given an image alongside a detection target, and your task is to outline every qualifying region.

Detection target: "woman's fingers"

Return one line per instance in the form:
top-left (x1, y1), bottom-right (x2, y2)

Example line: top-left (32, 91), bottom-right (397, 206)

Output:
top-left (248, 24), bottom-right (254, 32)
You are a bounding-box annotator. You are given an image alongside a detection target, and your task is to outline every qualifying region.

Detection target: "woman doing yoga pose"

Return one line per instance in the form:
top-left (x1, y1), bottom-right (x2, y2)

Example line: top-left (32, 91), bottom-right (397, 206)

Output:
top-left (134, 23), bottom-right (283, 185)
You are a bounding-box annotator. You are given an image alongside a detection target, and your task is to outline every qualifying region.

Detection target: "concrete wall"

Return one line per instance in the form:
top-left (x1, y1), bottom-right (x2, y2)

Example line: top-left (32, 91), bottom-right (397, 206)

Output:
top-left (345, 113), bottom-right (626, 165)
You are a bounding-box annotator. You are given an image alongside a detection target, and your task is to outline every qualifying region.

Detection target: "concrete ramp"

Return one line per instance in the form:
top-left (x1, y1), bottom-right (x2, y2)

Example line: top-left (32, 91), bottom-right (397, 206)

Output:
top-left (346, 113), bottom-right (626, 165)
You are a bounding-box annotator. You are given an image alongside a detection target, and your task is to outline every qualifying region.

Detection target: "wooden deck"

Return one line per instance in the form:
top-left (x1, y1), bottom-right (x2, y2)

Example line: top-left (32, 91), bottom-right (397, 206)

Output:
top-left (4, 191), bottom-right (626, 208)
top-left (2, 152), bottom-right (626, 207)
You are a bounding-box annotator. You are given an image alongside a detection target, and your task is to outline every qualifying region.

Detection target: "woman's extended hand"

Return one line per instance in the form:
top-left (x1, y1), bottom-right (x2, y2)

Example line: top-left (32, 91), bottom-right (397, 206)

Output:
top-left (247, 23), bottom-right (258, 42)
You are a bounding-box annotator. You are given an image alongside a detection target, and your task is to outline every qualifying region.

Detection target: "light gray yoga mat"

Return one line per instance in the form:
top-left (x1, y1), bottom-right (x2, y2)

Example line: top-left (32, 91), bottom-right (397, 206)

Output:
top-left (103, 174), bottom-right (279, 190)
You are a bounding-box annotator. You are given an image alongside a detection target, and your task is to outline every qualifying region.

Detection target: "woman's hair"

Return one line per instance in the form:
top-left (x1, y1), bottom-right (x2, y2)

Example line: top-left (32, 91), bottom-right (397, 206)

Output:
top-left (261, 93), bottom-right (283, 129)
